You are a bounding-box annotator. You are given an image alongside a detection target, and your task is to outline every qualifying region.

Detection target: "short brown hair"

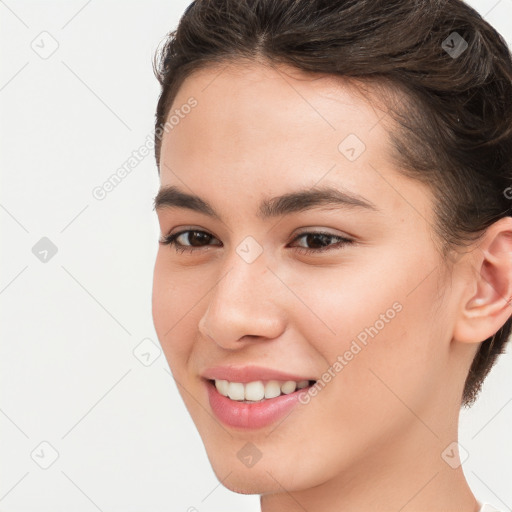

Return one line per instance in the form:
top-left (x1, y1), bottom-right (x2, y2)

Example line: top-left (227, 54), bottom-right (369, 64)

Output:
top-left (153, 0), bottom-right (512, 407)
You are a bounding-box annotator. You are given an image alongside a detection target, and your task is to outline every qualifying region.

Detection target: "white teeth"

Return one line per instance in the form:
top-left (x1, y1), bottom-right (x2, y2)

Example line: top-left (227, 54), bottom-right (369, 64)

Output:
top-left (281, 381), bottom-right (297, 394)
top-left (215, 379), bottom-right (229, 396)
top-left (264, 380), bottom-right (281, 399)
top-left (245, 381), bottom-right (265, 401)
top-left (213, 378), bottom-right (312, 401)
top-left (227, 382), bottom-right (245, 401)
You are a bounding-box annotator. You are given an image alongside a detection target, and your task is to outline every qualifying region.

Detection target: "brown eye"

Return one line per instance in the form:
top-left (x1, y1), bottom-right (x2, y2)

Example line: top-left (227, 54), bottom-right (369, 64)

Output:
top-left (290, 232), bottom-right (354, 254)
top-left (159, 230), bottom-right (222, 253)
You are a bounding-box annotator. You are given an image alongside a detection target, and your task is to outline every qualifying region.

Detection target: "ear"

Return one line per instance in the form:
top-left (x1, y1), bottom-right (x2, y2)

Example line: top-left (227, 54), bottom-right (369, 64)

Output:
top-left (453, 216), bottom-right (512, 345)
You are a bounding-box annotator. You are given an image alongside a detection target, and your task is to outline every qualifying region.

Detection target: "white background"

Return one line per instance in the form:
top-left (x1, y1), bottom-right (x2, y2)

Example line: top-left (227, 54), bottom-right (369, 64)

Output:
top-left (0, 1), bottom-right (511, 511)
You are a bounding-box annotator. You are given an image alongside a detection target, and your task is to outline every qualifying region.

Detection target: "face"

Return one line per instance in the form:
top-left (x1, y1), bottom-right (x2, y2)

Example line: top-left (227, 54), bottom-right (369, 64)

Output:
top-left (152, 61), bottom-right (464, 494)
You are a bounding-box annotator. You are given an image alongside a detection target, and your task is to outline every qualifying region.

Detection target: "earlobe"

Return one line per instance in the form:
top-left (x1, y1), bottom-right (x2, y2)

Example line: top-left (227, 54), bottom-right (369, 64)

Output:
top-left (453, 217), bottom-right (512, 344)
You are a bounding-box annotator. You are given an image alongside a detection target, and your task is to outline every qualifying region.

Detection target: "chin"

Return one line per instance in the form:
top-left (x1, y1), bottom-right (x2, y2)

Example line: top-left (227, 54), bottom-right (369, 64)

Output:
top-left (205, 448), bottom-right (320, 496)
top-left (209, 463), bottom-right (287, 495)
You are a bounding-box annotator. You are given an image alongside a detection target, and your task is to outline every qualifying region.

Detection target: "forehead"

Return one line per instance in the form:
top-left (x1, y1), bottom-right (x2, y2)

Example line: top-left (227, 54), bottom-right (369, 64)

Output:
top-left (170, 60), bottom-right (390, 135)
top-left (162, 61), bottom-right (388, 168)
top-left (158, 60), bottom-right (433, 223)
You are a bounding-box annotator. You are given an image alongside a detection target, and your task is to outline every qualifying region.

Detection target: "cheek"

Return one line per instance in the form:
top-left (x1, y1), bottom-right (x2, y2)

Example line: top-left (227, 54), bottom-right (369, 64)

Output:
top-left (289, 254), bottom-right (444, 405)
top-left (151, 254), bottom-right (171, 337)
top-left (151, 254), bottom-right (196, 367)
top-left (152, 252), bottom-right (196, 326)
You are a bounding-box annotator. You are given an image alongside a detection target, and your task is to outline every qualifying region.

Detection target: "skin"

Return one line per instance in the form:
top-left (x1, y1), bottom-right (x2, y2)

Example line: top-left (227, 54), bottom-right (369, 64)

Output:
top-left (152, 60), bottom-right (512, 512)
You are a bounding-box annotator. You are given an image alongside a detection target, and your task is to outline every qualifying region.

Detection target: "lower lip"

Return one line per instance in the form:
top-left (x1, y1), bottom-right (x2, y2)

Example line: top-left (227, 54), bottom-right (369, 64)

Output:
top-left (206, 380), bottom-right (310, 430)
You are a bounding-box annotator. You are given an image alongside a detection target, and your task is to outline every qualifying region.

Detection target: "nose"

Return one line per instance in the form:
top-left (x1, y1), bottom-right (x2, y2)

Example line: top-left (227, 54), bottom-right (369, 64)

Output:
top-left (198, 254), bottom-right (286, 349)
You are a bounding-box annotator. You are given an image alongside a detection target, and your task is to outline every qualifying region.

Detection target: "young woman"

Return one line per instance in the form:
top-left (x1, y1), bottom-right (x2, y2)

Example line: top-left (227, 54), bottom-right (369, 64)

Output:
top-left (151, 1), bottom-right (512, 510)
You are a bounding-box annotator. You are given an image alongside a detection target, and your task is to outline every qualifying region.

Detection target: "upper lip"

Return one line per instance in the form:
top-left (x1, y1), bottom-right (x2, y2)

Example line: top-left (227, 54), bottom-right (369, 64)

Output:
top-left (201, 365), bottom-right (316, 383)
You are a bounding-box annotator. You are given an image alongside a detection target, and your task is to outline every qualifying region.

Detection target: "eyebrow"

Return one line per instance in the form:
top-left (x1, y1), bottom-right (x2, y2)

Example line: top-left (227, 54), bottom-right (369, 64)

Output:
top-left (153, 184), bottom-right (378, 220)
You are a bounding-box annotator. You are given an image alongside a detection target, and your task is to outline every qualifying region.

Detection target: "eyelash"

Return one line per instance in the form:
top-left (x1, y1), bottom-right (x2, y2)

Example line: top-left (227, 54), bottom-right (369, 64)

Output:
top-left (158, 229), bottom-right (354, 255)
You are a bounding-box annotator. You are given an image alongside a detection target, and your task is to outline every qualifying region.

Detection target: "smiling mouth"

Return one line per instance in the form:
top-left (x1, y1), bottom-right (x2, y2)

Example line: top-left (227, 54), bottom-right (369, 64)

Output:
top-left (208, 378), bottom-right (317, 402)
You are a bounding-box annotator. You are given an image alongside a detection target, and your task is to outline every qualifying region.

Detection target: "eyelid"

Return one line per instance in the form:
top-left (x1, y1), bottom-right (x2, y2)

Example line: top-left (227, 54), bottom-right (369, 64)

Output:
top-left (159, 225), bottom-right (217, 242)
top-left (292, 227), bottom-right (354, 239)
top-left (159, 227), bottom-right (355, 254)
top-left (162, 225), bottom-right (353, 240)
